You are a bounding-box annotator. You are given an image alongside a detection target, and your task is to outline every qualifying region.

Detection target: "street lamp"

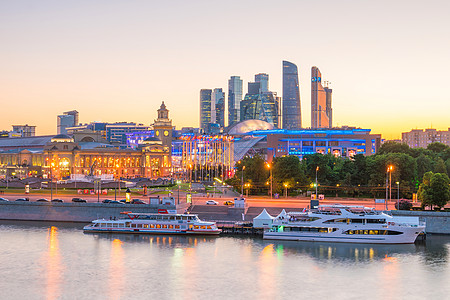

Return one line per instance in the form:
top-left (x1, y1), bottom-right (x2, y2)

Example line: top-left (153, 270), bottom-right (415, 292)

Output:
top-left (396, 181), bottom-right (400, 210)
top-left (266, 163), bottom-right (272, 199)
top-left (284, 182), bottom-right (288, 198)
top-left (315, 166), bottom-right (319, 199)
top-left (241, 165), bottom-right (245, 196)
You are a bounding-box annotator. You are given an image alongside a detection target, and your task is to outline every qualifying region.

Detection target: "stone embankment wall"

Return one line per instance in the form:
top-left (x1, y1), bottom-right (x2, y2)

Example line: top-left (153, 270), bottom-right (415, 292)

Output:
top-left (0, 202), bottom-right (176, 223)
top-left (392, 211), bottom-right (450, 234)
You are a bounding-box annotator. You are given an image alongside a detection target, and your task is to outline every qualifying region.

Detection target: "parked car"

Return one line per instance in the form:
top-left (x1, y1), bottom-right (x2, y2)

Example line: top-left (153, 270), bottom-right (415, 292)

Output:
top-left (206, 200), bottom-right (218, 205)
top-left (131, 199), bottom-right (146, 204)
top-left (109, 200), bottom-right (125, 205)
top-left (102, 199), bottom-right (112, 203)
top-left (15, 198), bottom-right (29, 201)
top-left (36, 198), bottom-right (49, 202)
top-left (72, 198), bottom-right (87, 203)
top-left (0, 197), bottom-right (9, 202)
top-left (223, 200), bottom-right (234, 206)
top-left (119, 199), bottom-right (128, 203)
top-left (51, 199), bottom-right (64, 203)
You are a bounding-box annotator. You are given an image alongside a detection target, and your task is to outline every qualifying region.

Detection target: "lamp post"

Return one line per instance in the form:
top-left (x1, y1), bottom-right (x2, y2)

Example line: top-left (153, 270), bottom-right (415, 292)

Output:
top-left (241, 165), bottom-right (245, 196)
top-left (284, 183), bottom-right (288, 198)
top-left (266, 163), bottom-right (272, 199)
top-left (177, 180), bottom-right (181, 205)
top-left (396, 181), bottom-right (400, 210)
top-left (389, 165), bottom-right (393, 202)
top-left (315, 166), bottom-right (319, 199)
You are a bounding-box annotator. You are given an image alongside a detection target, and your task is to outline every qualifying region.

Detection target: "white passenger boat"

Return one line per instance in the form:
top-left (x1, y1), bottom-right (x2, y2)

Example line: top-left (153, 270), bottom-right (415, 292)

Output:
top-left (83, 212), bottom-right (221, 235)
top-left (263, 205), bottom-right (425, 244)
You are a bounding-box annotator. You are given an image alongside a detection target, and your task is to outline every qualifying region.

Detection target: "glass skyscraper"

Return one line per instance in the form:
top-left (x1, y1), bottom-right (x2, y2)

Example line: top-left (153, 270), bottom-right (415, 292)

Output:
top-left (212, 88), bottom-right (225, 128)
top-left (311, 66), bottom-right (330, 128)
top-left (282, 61), bottom-right (301, 129)
top-left (255, 73), bottom-right (269, 93)
top-left (325, 86), bottom-right (333, 128)
top-left (240, 91), bottom-right (280, 128)
top-left (228, 76), bottom-right (243, 127)
top-left (200, 89), bottom-right (212, 130)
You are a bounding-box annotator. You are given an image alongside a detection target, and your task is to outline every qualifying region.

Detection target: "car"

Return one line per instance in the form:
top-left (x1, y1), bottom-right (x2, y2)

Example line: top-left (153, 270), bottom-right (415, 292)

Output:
top-left (131, 199), bottom-right (146, 204)
top-left (51, 199), bottom-right (64, 203)
top-left (119, 199), bottom-right (129, 203)
top-left (223, 200), bottom-right (234, 206)
top-left (15, 198), bottom-right (29, 201)
top-left (72, 198), bottom-right (87, 203)
top-left (36, 198), bottom-right (49, 202)
top-left (102, 199), bottom-right (112, 203)
top-left (0, 197), bottom-right (9, 201)
top-left (108, 200), bottom-right (125, 205)
top-left (206, 200), bottom-right (218, 205)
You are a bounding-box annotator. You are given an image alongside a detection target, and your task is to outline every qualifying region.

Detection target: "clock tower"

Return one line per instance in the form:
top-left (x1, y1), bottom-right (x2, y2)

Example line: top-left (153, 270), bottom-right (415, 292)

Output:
top-left (153, 101), bottom-right (172, 174)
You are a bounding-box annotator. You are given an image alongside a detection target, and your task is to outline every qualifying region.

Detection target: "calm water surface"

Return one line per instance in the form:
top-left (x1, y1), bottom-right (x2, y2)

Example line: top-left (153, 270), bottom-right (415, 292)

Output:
top-left (0, 221), bottom-right (449, 300)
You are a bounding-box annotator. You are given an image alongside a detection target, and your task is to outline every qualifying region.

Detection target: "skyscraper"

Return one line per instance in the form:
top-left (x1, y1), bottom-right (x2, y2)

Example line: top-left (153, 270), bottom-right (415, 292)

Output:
top-left (255, 73), bottom-right (269, 93)
top-left (311, 66), bottom-right (330, 128)
top-left (240, 91), bottom-right (281, 128)
top-left (212, 88), bottom-right (225, 128)
top-left (282, 61), bottom-right (301, 129)
top-left (57, 110), bottom-right (79, 134)
top-left (200, 89), bottom-right (212, 130)
top-left (228, 76), bottom-right (243, 127)
top-left (325, 86), bottom-right (333, 128)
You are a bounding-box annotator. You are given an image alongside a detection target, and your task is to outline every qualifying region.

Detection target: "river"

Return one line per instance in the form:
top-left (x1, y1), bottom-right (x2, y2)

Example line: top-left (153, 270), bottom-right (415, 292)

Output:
top-left (0, 221), bottom-right (449, 300)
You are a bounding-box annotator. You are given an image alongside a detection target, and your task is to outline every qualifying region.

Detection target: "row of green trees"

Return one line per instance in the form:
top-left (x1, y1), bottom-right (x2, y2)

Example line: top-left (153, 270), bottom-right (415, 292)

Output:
top-left (226, 142), bottom-right (450, 209)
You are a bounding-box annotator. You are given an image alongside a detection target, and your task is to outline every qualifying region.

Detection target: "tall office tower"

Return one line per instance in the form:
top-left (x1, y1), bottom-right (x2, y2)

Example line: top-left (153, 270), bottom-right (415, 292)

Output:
top-left (57, 110), bottom-right (79, 134)
top-left (228, 76), bottom-right (243, 127)
top-left (282, 61), bottom-right (301, 129)
top-left (212, 88), bottom-right (225, 128)
top-left (240, 91), bottom-right (280, 128)
top-left (200, 89), bottom-right (212, 130)
top-left (247, 82), bottom-right (261, 96)
top-left (324, 86), bottom-right (333, 128)
top-left (255, 73), bottom-right (269, 93)
top-left (311, 66), bottom-right (330, 128)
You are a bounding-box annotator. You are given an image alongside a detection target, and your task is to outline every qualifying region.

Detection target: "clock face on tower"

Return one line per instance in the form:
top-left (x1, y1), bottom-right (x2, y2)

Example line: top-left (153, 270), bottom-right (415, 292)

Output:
top-left (155, 130), bottom-right (160, 136)
top-left (164, 130), bottom-right (169, 136)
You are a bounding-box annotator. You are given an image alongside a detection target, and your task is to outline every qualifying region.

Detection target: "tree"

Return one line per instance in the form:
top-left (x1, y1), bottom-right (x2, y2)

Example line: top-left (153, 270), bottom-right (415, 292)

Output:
top-left (272, 155), bottom-right (308, 192)
top-left (434, 158), bottom-right (447, 174)
top-left (377, 141), bottom-right (411, 155)
top-left (418, 171), bottom-right (450, 209)
top-left (418, 171), bottom-right (433, 209)
top-left (429, 173), bottom-right (450, 209)
top-left (416, 154), bottom-right (433, 180)
top-left (427, 142), bottom-right (449, 154)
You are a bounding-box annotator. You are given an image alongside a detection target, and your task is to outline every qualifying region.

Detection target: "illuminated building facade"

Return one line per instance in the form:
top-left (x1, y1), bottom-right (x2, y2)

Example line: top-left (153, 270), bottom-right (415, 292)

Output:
top-left (240, 92), bottom-right (281, 128)
top-left (311, 66), bottom-right (330, 128)
top-left (325, 86), bottom-right (333, 128)
top-left (282, 61), bottom-right (301, 129)
top-left (402, 128), bottom-right (450, 148)
top-left (57, 110), bottom-right (79, 135)
top-left (181, 134), bottom-right (234, 181)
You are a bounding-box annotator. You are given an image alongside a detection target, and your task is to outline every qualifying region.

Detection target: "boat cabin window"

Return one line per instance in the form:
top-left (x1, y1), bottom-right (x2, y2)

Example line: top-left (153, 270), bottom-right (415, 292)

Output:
top-left (118, 223), bottom-right (124, 228)
top-left (323, 218), bottom-right (347, 223)
top-left (175, 225), bottom-right (180, 229)
top-left (143, 224), bottom-right (148, 228)
top-left (194, 225), bottom-right (199, 229)
top-left (168, 225), bottom-right (173, 229)
top-left (162, 225), bottom-right (167, 229)
top-left (156, 224), bottom-right (161, 229)
top-left (182, 216), bottom-right (188, 220)
top-left (350, 219), bottom-right (364, 224)
top-left (366, 219), bottom-right (385, 224)
top-left (150, 224), bottom-right (155, 228)
top-left (131, 224), bottom-right (137, 228)
top-left (200, 226), bottom-right (206, 229)
top-left (344, 229), bottom-right (402, 235)
top-left (137, 224), bottom-right (143, 228)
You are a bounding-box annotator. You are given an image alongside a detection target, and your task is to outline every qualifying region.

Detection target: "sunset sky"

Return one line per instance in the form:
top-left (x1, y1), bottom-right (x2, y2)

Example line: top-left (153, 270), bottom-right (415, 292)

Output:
top-left (1, 0), bottom-right (449, 139)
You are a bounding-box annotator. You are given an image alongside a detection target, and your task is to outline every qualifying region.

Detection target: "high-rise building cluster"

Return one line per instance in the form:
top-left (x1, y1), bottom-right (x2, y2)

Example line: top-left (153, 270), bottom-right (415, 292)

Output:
top-left (199, 61), bottom-right (333, 133)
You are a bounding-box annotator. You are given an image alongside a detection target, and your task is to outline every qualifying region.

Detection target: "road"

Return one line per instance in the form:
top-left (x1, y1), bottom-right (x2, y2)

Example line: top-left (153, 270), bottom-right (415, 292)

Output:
top-left (0, 191), bottom-right (421, 210)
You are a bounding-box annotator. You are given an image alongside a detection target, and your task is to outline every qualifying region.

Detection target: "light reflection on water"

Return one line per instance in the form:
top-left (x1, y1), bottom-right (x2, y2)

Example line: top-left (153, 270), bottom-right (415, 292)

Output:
top-left (0, 221), bottom-right (449, 299)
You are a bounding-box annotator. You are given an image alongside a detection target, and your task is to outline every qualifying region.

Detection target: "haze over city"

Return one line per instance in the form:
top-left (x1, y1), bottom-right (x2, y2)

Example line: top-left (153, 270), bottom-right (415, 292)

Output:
top-left (1, 0), bottom-right (449, 139)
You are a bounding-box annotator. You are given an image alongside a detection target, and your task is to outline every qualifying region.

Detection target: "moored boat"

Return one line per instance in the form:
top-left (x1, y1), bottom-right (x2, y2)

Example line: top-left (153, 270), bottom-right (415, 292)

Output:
top-left (83, 212), bottom-right (221, 235)
top-left (263, 204), bottom-right (425, 244)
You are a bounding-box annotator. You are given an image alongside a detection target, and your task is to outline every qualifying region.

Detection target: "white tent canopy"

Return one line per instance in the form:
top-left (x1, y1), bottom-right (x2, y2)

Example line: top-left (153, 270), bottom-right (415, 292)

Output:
top-left (253, 208), bottom-right (275, 228)
top-left (276, 209), bottom-right (287, 220)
